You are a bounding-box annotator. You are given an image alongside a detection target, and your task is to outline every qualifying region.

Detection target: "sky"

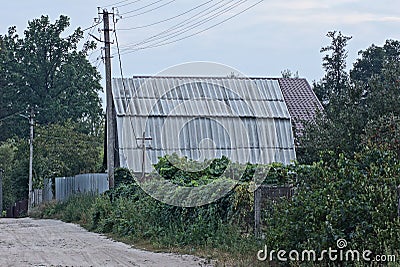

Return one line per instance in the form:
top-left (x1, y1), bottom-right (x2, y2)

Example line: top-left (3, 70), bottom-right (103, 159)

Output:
top-left (1, 0), bottom-right (400, 85)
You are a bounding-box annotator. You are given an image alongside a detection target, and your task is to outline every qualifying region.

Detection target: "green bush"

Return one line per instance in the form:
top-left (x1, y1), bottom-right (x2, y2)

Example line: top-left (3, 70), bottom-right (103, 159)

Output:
top-left (263, 149), bottom-right (400, 260)
top-left (31, 193), bottom-right (97, 226)
top-left (33, 151), bottom-right (400, 265)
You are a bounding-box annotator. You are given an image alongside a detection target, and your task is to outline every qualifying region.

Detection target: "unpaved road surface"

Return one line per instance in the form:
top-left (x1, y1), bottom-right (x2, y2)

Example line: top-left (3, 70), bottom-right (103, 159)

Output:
top-left (0, 218), bottom-right (213, 267)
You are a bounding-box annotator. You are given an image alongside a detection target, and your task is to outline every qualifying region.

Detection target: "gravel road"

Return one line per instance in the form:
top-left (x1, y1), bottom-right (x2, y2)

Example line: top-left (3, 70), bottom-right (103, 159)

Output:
top-left (0, 218), bottom-right (214, 267)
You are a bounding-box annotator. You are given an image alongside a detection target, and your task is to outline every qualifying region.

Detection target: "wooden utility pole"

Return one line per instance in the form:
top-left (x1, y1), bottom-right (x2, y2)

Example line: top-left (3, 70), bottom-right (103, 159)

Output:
top-left (28, 108), bottom-right (34, 213)
top-left (102, 9), bottom-right (116, 189)
top-left (18, 109), bottom-right (34, 213)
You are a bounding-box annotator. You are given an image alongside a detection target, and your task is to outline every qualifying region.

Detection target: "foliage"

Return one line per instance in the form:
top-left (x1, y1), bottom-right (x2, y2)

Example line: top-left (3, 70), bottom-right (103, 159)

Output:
top-left (153, 154), bottom-right (231, 186)
top-left (0, 15), bottom-right (103, 142)
top-left (114, 167), bottom-right (136, 188)
top-left (30, 193), bottom-right (97, 225)
top-left (34, 121), bottom-right (103, 181)
top-left (1, 121), bottom-right (103, 207)
top-left (1, 138), bottom-right (30, 203)
top-left (89, 180), bottom-right (257, 255)
top-left (313, 31), bottom-right (352, 108)
top-left (34, 149), bottom-right (400, 265)
top-left (153, 154), bottom-right (292, 187)
top-left (263, 149), bottom-right (400, 260)
top-left (34, 156), bottom-right (295, 264)
top-left (281, 69), bottom-right (299, 78)
top-left (0, 140), bottom-right (17, 209)
top-left (351, 40), bottom-right (400, 84)
top-left (299, 32), bottom-right (400, 164)
top-left (0, 15), bottom-right (105, 207)
top-left (363, 114), bottom-right (400, 157)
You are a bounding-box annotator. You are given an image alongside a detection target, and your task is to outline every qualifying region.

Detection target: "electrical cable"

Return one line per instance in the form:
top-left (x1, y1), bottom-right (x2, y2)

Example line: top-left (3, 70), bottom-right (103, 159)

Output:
top-left (112, 0), bottom-right (144, 8)
top-left (0, 110), bottom-right (26, 122)
top-left (101, 0), bottom-right (133, 8)
top-left (120, 0), bottom-right (263, 55)
top-left (118, 0), bottom-right (249, 55)
top-left (82, 21), bottom-right (102, 32)
top-left (116, 0), bottom-right (227, 51)
top-left (120, 0), bottom-right (165, 15)
top-left (38, 133), bottom-right (103, 146)
top-left (122, 0), bottom-right (176, 19)
top-left (112, 15), bottom-right (139, 145)
top-left (118, 0), bottom-right (213, 30)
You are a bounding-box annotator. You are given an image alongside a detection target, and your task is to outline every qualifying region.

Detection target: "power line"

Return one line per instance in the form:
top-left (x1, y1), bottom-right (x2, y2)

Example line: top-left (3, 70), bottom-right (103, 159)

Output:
top-left (38, 133), bottom-right (103, 146)
top-left (82, 21), bottom-right (102, 32)
top-left (112, 0), bottom-right (144, 8)
top-left (101, 0), bottom-right (135, 8)
top-left (120, 0), bottom-right (264, 55)
top-left (120, 0), bottom-right (226, 47)
top-left (0, 110), bottom-right (26, 122)
top-left (116, 0), bottom-right (227, 51)
top-left (120, 0), bottom-right (166, 15)
top-left (134, 0), bottom-right (246, 47)
top-left (122, 0), bottom-right (176, 19)
top-left (118, 0), bottom-right (249, 55)
top-left (112, 15), bottom-right (139, 144)
top-left (118, 0), bottom-right (213, 30)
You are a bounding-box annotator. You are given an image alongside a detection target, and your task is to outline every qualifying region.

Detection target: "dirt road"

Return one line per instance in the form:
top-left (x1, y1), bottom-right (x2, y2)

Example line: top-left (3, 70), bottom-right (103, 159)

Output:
top-left (0, 218), bottom-right (213, 267)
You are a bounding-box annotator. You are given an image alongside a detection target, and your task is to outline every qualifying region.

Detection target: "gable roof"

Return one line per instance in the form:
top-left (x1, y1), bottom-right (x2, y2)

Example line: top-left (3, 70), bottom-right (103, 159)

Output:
top-left (277, 78), bottom-right (323, 133)
top-left (112, 76), bottom-right (298, 172)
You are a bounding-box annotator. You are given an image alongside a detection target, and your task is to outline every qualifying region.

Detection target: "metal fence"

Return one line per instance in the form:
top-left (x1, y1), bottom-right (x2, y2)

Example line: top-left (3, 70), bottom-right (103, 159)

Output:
top-left (6, 199), bottom-right (28, 218)
top-left (254, 185), bottom-right (294, 237)
top-left (254, 185), bottom-right (400, 236)
top-left (54, 173), bottom-right (109, 202)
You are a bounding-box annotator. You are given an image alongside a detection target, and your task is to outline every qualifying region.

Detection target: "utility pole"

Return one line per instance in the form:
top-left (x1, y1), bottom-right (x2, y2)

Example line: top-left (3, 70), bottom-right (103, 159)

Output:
top-left (28, 108), bottom-right (34, 214)
top-left (137, 132), bottom-right (152, 180)
top-left (19, 109), bottom-right (34, 213)
top-left (0, 168), bottom-right (4, 214)
top-left (101, 9), bottom-right (116, 189)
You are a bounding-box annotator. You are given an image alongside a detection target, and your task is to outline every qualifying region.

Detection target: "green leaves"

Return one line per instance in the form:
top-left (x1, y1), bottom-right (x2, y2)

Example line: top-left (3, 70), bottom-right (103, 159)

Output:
top-left (264, 149), bottom-right (400, 255)
top-left (299, 33), bottom-right (400, 165)
top-left (0, 15), bottom-right (103, 142)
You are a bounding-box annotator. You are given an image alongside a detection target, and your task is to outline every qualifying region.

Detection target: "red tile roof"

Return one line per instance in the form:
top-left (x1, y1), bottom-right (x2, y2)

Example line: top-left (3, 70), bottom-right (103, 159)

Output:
top-left (278, 78), bottom-right (323, 134)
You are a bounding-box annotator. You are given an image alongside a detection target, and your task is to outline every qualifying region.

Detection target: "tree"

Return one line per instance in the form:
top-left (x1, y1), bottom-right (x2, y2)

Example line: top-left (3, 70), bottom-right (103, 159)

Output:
top-left (350, 40), bottom-right (400, 120)
top-left (264, 149), bottom-right (400, 256)
top-left (0, 15), bottom-right (103, 142)
top-left (313, 31), bottom-right (352, 108)
top-left (281, 69), bottom-right (299, 78)
top-left (299, 31), bottom-right (364, 163)
top-left (0, 140), bottom-right (18, 209)
top-left (9, 121), bottom-right (103, 204)
top-left (298, 32), bottom-right (400, 164)
top-left (351, 40), bottom-right (400, 84)
top-left (34, 121), bottom-right (103, 180)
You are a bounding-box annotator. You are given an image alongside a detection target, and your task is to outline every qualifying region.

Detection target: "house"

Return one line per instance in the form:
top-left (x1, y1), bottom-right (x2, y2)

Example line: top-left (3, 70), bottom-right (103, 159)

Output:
top-left (111, 76), bottom-right (321, 173)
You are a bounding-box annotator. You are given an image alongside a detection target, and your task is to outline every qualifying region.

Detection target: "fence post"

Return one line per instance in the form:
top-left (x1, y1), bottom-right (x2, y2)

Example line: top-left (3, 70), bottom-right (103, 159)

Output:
top-left (254, 186), bottom-right (261, 238)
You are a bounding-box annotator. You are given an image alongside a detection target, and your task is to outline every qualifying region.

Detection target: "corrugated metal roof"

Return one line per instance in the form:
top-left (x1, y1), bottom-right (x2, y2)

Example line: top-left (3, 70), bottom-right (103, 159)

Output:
top-left (113, 76), bottom-right (296, 173)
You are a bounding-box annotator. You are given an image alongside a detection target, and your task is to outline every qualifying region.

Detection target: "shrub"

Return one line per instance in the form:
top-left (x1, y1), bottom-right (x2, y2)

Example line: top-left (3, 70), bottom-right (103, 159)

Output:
top-left (263, 149), bottom-right (400, 260)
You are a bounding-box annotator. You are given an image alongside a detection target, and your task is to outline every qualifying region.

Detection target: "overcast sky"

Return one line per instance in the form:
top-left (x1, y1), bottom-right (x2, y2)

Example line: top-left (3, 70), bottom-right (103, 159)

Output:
top-left (1, 0), bottom-right (400, 84)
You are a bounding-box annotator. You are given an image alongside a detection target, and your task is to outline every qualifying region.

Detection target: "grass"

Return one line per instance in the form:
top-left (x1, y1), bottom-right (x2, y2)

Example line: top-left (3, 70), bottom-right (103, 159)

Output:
top-left (101, 231), bottom-right (271, 267)
top-left (30, 193), bottom-right (274, 266)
